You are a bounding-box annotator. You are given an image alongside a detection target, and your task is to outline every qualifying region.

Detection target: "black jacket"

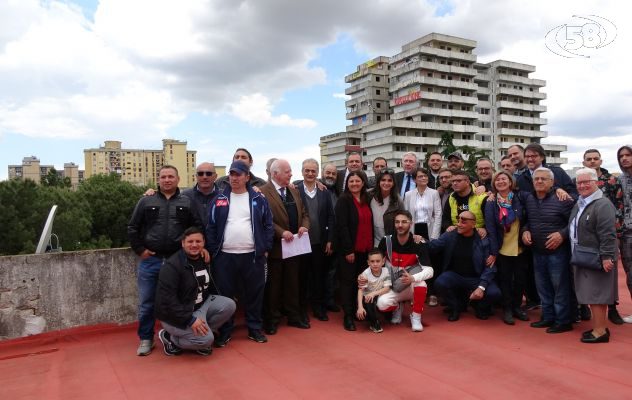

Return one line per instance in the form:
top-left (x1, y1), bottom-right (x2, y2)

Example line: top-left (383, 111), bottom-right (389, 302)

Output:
top-left (154, 249), bottom-right (219, 329)
top-left (334, 194), bottom-right (373, 255)
top-left (181, 184), bottom-right (219, 228)
top-left (516, 163), bottom-right (578, 199)
top-left (296, 182), bottom-right (336, 244)
top-left (127, 188), bottom-right (204, 257)
top-left (522, 190), bottom-right (574, 254)
top-left (395, 171), bottom-right (414, 194)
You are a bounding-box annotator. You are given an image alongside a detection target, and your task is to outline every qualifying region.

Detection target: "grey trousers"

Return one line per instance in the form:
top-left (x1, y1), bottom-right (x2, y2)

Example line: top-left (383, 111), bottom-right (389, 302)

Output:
top-left (161, 295), bottom-right (236, 350)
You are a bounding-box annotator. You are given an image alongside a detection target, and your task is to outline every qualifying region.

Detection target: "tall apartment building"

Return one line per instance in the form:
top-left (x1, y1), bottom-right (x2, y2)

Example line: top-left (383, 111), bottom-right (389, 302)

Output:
top-left (83, 139), bottom-right (197, 187)
top-left (320, 33), bottom-right (567, 171)
top-left (8, 156), bottom-right (84, 189)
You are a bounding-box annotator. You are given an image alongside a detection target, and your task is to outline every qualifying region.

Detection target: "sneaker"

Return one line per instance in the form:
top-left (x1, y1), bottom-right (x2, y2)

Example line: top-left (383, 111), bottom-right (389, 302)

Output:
top-left (136, 339), bottom-right (155, 356)
top-left (214, 332), bottom-right (232, 348)
top-left (410, 312), bottom-right (423, 332)
top-left (428, 295), bottom-right (438, 307)
top-left (623, 315), bottom-right (632, 324)
top-left (196, 347), bottom-right (213, 356)
top-left (369, 320), bottom-right (383, 333)
top-left (391, 303), bottom-right (402, 324)
top-left (158, 329), bottom-right (182, 356)
top-left (247, 329), bottom-right (268, 343)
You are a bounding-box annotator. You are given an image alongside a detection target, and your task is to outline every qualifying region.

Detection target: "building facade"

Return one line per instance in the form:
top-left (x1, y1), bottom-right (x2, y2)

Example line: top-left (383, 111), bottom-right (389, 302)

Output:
top-left (320, 33), bottom-right (567, 171)
top-left (8, 156), bottom-right (84, 188)
top-left (83, 139), bottom-right (197, 187)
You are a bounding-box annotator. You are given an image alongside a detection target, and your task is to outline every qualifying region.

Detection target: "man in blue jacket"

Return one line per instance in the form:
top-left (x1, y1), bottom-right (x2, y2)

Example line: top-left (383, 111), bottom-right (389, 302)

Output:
top-left (429, 211), bottom-right (501, 322)
top-left (206, 160), bottom-right (274, 345)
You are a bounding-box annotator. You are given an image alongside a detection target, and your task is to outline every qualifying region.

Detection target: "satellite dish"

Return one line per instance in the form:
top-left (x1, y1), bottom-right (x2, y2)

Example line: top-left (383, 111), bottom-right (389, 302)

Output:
top-left (36, 205), bottom-right (58, 254)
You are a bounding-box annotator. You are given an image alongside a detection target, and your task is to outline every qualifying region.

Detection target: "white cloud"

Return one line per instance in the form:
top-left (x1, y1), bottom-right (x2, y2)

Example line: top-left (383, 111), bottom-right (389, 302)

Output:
top-left (333, 93), bottom-right (351, 100)
top-left (229, 93), bottom-right (317, 129)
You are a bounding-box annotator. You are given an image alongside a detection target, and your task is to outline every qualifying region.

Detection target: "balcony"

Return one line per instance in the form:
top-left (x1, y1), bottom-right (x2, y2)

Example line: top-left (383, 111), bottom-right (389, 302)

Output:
top-left (389, 91), bottom-right (478, 107)
top-left (497, 101), bottom-right (546, 112)
top-left (391, 106), bottom-right (478, 121)
top-left (499, 114), bottom-right (547, 125)
top-left (453, 139), bottom-right (492, 149)
top-left (498, 87), bottom-right (547, 99)
top-left (496, 73), bottom-right (546, 87)
top-left (391, 46), bottom-right (477, 64)
top-left (497, 128), bottom-right (547, 138)
top-left (390, 74), bottom-right (478, 93)
top-left (345, 106), bottom-right (370, 120)
top-left (390, 59), bottom-right (478, 78)
top-left (345, 80), bottom-right (371, 95)
top-left (546, 157), bottom-right (568, 165)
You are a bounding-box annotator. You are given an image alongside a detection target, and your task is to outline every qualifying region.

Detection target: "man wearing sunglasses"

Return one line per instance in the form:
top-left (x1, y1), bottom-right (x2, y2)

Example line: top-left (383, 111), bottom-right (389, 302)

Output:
top-left (181, 163), bottom-right (219, 226)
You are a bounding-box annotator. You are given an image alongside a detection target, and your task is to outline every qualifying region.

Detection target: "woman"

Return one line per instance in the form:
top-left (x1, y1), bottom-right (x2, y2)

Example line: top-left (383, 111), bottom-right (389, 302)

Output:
top-left (569, 168), bottom-right (617, 343)
top-left (484, 171), bottom-right (528, 325)
top-left (370, 169), bottom-right (404, 247)
top-left (403, 168), bottom-right (442, 306)
top-left (334, 171), bottom-right (373, 331)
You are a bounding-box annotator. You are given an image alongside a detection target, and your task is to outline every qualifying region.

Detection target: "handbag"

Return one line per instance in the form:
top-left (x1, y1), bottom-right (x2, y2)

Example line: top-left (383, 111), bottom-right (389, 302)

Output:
top-left (570, 245), bottom-right (602, 271)
top-left (385, 235), bottom-right (423, 292)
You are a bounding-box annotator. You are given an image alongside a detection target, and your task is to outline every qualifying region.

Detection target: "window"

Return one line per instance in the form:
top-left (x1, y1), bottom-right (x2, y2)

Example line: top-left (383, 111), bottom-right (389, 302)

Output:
top-left (427, 72), bottom-right (433, 77)
top-left (375, 76), bottom-right (380, 82)
top-left (428, 87), bottom-right (433, 92)
top-left (376, 89), bottom-right (381, 95)
top-left (441, 74), bottom-right (447, 79)
top-left (377, 116), bottom-right (382, 121)
top-left (376, 102), bottom-right (381, 108)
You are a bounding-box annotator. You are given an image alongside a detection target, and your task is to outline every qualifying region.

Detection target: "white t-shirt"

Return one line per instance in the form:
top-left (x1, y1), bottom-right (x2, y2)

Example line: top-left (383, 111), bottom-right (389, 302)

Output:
top-left (359, 267), bottom-right (391, 294)
top-left (222, 192), bottom-right (255, 253)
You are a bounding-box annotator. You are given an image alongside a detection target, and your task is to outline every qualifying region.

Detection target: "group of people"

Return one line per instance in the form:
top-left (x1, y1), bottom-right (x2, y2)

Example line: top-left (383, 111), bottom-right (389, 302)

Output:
top-left (127, 143), bottom-right (632, 357)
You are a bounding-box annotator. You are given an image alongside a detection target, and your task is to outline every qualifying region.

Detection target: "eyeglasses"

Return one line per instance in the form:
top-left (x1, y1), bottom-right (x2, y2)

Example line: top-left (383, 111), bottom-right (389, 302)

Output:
top-left (382, 168), bottom-right (395, 174)
top-left (451, 178), bottom-right (465, 183)
top-left (576, 179), bottom-right (596, 186)
top-left (197, 171), bottom-right (215, 177)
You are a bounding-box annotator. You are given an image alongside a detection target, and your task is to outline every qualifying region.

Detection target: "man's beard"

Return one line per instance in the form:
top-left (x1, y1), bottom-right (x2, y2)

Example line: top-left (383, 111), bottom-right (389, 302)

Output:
top-left (322, 178), bottom-right (336, 187)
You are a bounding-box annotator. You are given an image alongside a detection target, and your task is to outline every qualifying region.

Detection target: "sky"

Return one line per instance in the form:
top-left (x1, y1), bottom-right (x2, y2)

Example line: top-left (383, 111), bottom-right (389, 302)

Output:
top-left (1, 0), bottom-right (631, 180)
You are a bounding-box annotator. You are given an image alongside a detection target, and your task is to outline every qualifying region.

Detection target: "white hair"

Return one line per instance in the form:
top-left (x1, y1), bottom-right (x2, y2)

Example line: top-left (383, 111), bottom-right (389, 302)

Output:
top-left (575, 167), bottom-right (598, 181)
top-left (402, 152), bottom-right (417, 161)
top-left (270, 159), bottom-right (288, 174)
top-left (534, 167), bottom-right (554, 180)
top-left (302, 158), bottom-right (319, 170)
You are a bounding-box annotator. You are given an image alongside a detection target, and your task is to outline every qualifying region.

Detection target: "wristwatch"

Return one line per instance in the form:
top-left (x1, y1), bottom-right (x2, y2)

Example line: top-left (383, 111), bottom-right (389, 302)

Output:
top-left (478, 285), bottom-right (486, 291)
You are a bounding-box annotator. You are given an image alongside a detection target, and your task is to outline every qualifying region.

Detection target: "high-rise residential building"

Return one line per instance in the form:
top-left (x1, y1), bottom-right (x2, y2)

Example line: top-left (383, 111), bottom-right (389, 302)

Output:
top-left (8, 157), bottom-right (84, 188)
top-left (83, 139), bottom-right (197, 187)
top-left (320, 33), bottom-right (567, 171)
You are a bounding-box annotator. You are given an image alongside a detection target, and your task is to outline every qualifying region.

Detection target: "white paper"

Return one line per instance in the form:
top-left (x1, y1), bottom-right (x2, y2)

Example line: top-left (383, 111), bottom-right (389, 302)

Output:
top-left (281, 233), bottom-right (312, 259)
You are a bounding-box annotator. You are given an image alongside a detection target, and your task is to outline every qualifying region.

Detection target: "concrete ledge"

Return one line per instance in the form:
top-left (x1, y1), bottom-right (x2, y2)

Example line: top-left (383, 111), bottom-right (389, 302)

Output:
top-left (0, 248), bottom-right (139, 340)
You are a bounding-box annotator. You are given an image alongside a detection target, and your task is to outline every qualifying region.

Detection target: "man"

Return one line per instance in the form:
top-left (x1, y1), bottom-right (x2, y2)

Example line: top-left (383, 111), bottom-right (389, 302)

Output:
top-left (155, 227), bottom-right (236, 356)
top-left (216, 148), bottom-right (267, 188)
top-left (516, 143), bottom-right (577, 198)
top-left (522, 167), bottom-right (575, 334)
top-left (441, 170), bottom-right (487, 235)
top-left (429, 211), bottom-right (501, 321)
top-left (182, 162), bottom-right (219, 226)
top-left (373, 210), bottom-right (434, 331)
top-left (127, 165), bottom-right (204, 356)
top-left (579, 149), bottom-right (624, 324)
top-left (437, 168), bottom-right (453, 211)
top-left (320, 162), bottom-right (340, 312)
top-left (336, 152), bottom-right (363, 195)
top-left (447, 151), bottom-right (465, 172)
top-left (261, 159), bottom-right (310, 334)
top-left (265, 157), bottom-right (278, 181)
top-left (296, 159), bottom-right (335, 321)
top-left (427, 152), bottom-right (444, 189)
top-left (474, 158), bottom-right (494, 192)
top-left (507, 144), bottom-right (527, 177)
top-left (206, 160), bottom-right (274, 345)
top-left (321, 163), bottom-right (339, 205)
top-left (367, 157), bottom-right (388, 188)
top-left (617, 145), bottom-right (632, 323)
top-left (395, 152), bottom-right (418, 197)
top-left (499, 155), bottom-right (516, 176)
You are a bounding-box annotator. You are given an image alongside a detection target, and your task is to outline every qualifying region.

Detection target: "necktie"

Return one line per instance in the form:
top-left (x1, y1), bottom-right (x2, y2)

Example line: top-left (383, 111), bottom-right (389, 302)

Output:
top-left (404, 174), bottom-right (411, 193)
top-left (279, 187), bottom-right (286, 201)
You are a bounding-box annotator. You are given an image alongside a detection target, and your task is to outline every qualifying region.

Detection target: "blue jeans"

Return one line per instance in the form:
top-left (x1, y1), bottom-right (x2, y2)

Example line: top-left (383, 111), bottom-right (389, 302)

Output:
top-left (434, 271), bottom-right (502, 311)
top-left (533, 249), bottom-right (571, 325)
top-left (137, 256), bottom-right (164, 340)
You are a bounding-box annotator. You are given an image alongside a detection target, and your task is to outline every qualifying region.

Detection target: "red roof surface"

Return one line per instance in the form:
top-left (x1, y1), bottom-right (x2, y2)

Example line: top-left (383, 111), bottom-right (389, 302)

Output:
top-left (2, 268), bottom-right (631, 400)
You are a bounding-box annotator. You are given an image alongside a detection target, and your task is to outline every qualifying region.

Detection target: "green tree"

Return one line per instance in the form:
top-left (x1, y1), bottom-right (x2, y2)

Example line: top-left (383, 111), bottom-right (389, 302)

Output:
top-left (0, 180), bottom-right (41, 255)
top-left (431, 131), bottom-right (489, 176)
top-left (41, 168), bottom-right (71, 188)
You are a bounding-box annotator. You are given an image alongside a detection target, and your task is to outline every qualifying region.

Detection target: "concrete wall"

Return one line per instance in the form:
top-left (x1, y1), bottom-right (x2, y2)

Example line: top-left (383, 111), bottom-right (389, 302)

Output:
top-left (0, 248), bottom-right (139, 340)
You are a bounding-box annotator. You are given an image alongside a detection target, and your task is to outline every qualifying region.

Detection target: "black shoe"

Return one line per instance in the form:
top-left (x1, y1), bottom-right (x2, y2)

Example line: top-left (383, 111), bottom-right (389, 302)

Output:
top-left (326, 304), bottom-right (341, 312)
top-left (288, 320), bottom-right (310, 329)
top-left (343, 315), bottom-right (356, 331)
top-left (546, 323), bottom-right (573, 333)
top-left (579, 305), bottom-right (592, 321)
top-left (530, 320), bottom-right (554, 328)
top-left (213, 332), bottom-right (231, 348)
top-left (370, 320), bottom-right (383, 333)
top-left (512, 308), bottom-right (529, 321)
top-left (581, 330), bottom-right (610, 343)
top-left (196, 347), bottom-right (213, 356)
top-left (443, 306), bottom-right (454, 314)
top-left (314, 311), bottom-right (329, 321)
top-left (502, 309), bottom-right (515, 325)
top-left (608, 308), bottom-right (624, 325)
top-left (158, 329), bottom-right (182, 356)
top-left (526, 300), bottom-right (541, 311)
top-left (264, 324), bottom-right (278, 335)
top-left (582, 328), bottom-right (610, 338)
top-left (448, 310), bottom-right (460, 322)
top-left (247, 329), bottom-right (268, 343)
top-left (475, 307), bottom-right (490, 320)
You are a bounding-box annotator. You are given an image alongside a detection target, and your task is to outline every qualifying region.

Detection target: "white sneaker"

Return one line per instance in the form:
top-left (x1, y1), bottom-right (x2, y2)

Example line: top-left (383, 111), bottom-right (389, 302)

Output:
top-left (137, 339), bottom-right (154, 356)
top-left (428, 295), bottom-right (438, 307)
top-left (410, 312), bottom-right (423, 332)
top-left (391, 303), bottom-right (402, 324)
top-left (623, 314), bottom-right (632, 324)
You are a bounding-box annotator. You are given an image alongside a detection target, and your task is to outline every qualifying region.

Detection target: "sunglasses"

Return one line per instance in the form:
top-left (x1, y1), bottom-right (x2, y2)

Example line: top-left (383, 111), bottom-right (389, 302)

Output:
top-left (197, 171), bottom-right (215, 177)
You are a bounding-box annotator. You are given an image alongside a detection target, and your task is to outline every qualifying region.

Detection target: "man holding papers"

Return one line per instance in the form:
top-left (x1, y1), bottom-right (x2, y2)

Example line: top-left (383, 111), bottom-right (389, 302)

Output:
top-left (261, 159), bottom-right (311, 334)
top-left (206, 160), bottom-right (273, 345)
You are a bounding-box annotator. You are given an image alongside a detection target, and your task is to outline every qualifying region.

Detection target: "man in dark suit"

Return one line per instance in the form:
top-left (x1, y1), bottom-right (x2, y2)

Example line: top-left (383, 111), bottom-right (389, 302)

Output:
top-left (516, 143), bottom-right (577, 198)
top-left (261, 159), bottom-right (311, 334)
top-left (296, 158), bottom-right (335, 321)
top-left (367, 157), bottom-right (388, 189)
top-left (395, 152), bottom-right (418, 197)
top-left (335, 151), bottom-right (364, 195)
top-left (427, 152), bottom-right (444, 189)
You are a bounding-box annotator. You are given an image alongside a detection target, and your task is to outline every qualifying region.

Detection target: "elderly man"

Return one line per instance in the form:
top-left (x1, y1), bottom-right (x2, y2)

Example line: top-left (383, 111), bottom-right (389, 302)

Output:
top-left (427, 152), bottom-right (444, 189)
top-left (499, 155), bottom-right (516, 176)
top-left (507, 144), bottom-right (527, 178)
top-left (368, 157), bottom-right (388, 189)
top-left (474, 158), bottom-right (495, 192)
top-left (441, 170), bottom-right (487, 235)
top-left (516, 144), bottom-right (577, 198)
top-left (216, 148), bottom-right (267, 188)
top-left (336, 152), bottom-right (364, 195)
top-left (429, 211), bottom-right (501, 321)
top-left (261, 159), bottom-right (310, 334)
top-left (395, 152), bottom-right (418, 197)
top-left (296, 158), bottom-right (335, 321)
top-left (617, 145), bottom-right (632, 323)
top-left (522, 167), bottom-right (575, 334)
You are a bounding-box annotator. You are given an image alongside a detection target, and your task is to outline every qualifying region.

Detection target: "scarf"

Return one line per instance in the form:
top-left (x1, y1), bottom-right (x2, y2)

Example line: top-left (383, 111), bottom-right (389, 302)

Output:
top-left (497, 192), bottom-right (516, 233)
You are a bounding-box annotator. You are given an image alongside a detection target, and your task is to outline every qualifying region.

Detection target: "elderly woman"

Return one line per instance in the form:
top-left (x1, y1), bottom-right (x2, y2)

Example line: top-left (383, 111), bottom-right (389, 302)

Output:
top-left (484, 171), bottom-right (528, 325)
top-left (370, 169), bottom-right (404, 247)
top-left (569, 168), bottom-right (618, 343)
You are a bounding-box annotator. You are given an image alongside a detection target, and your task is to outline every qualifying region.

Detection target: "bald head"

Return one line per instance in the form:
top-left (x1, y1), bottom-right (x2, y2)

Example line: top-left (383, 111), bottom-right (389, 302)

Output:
top-left (457, 210), bottom-right (476, 236)
top-left (195, 162), bottom-right (217, 194)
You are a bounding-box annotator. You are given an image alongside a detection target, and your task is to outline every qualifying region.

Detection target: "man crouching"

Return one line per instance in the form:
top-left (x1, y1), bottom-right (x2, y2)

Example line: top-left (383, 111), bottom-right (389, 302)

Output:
top-left (155, 227), bottom-right (236, 356)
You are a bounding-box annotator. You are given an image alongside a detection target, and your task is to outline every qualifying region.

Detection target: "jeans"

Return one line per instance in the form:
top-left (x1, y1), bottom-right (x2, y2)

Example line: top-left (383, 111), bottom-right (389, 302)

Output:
top-left (137, 256), bottom-right (164, 340)
top-left (533, 249), bottom-right (572, 325)
top-left (434, 271), bottom-right (502, 311)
